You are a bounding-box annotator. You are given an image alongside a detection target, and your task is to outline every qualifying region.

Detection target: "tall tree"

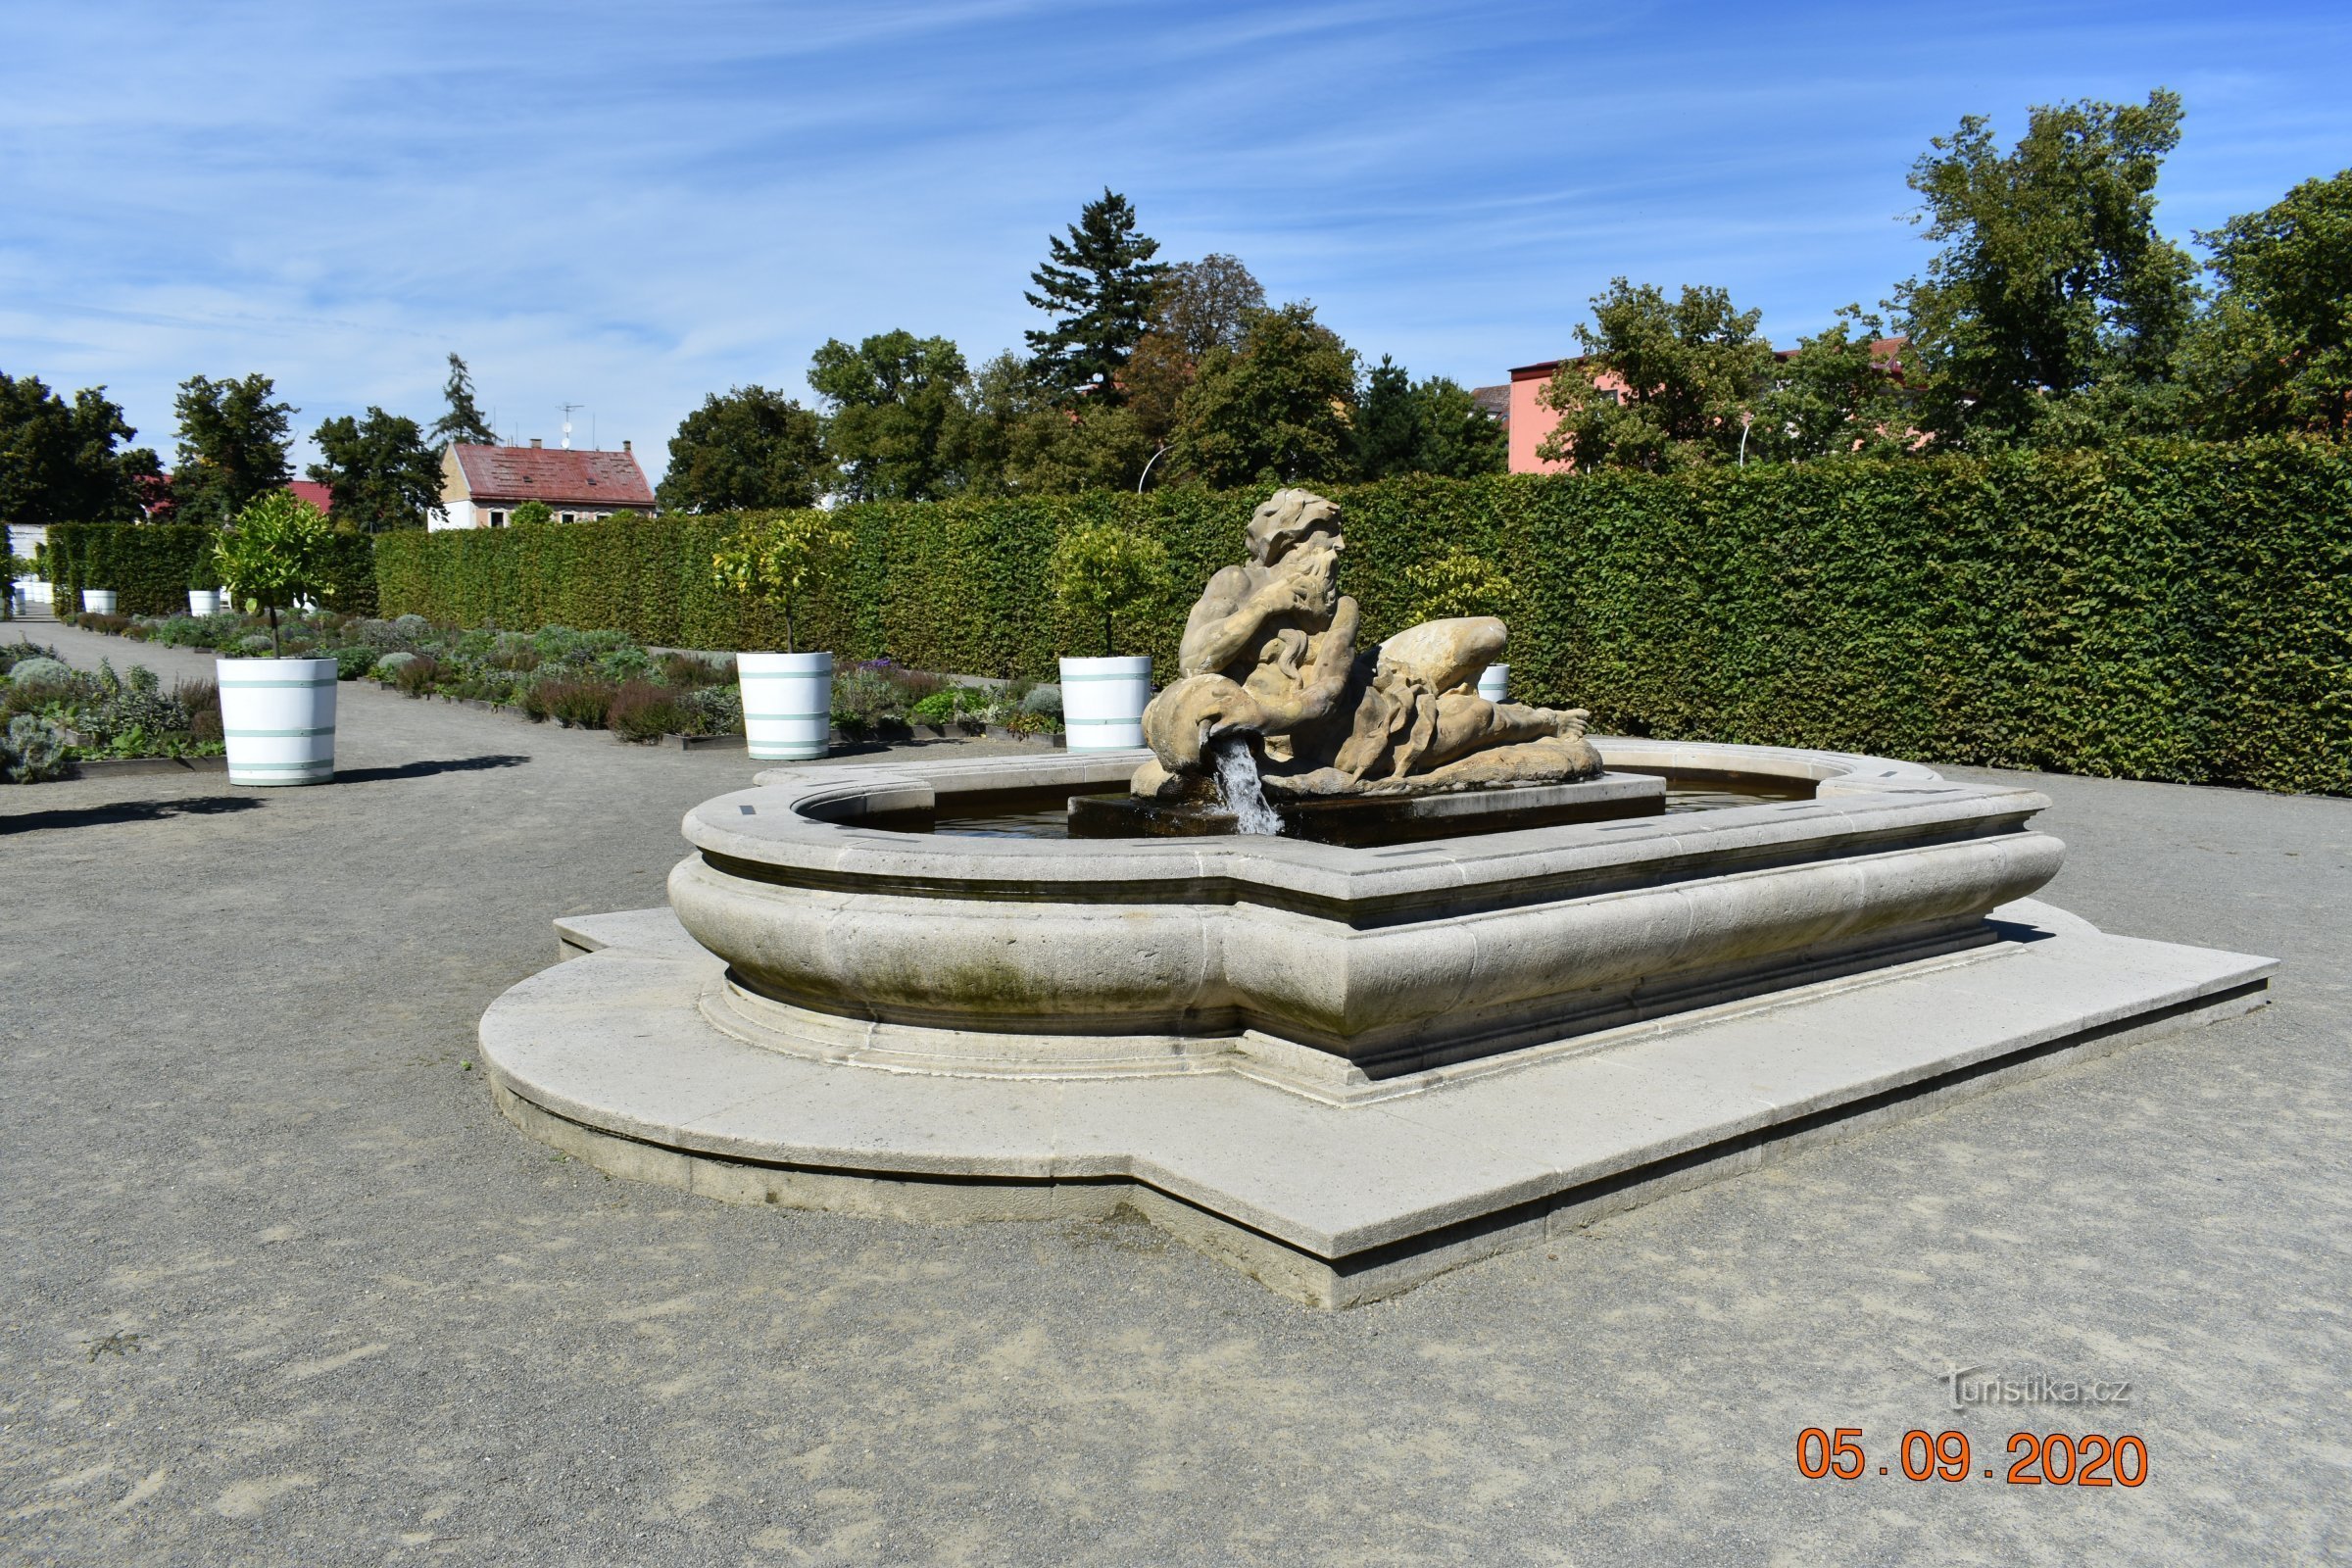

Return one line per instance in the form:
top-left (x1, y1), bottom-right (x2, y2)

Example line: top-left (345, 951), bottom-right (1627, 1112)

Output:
top-left (1409, 376), bottom-right (1507, 478)
top-left (1023, 189), bottom-right (1167, 404)
top-left (172, 373), bottom-right (294, 524)
top-left (430, 353), bottom-right (496, 451)
top-left (308, 408), bottom-right (443, 531)
top-left (1152, 254), bottom-right (1265, 361)
top-left (1536, 280), bottom-right (1775, 470)
top-left (1168, 302), bottom-right (1358, 489)
top-left (808, 330), bottom-right (976, 502)
top-left (1353, 356), bottom-right (1423, 480)
top-left (0, 374), bottom-right (159, 524)
top-left (1892, 90), bottom-right (2199, 448)
top-left (959, 352), bottom-right (1156, 496)
top-left (660, 386), bottom-right (833, 512)
top-left (2184, 170), bottom-right (2352, 438)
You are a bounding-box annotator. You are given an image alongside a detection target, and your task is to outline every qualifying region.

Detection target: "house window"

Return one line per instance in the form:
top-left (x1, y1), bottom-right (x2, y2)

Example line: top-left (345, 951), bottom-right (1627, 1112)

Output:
top-left (489, 511), bottom-right (507, 527)
top-left (560, 512), bottom-right (575, 523)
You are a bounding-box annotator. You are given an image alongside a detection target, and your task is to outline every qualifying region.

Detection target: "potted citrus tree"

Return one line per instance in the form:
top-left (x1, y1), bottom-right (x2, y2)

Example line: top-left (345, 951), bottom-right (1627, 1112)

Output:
top-left (1050, 517), bottom-right (1166, 751)
top-left (213, 490), bottom-right (339, 785)
top-left (712, 512), bottom-right (850, 761)
top-left (1403, 549), bottom-right (1514, 701)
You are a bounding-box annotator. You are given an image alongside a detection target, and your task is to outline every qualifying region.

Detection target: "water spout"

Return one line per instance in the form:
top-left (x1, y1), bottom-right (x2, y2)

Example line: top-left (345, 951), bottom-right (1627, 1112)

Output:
top-left (1211, 735), bottom-right (1285, 836)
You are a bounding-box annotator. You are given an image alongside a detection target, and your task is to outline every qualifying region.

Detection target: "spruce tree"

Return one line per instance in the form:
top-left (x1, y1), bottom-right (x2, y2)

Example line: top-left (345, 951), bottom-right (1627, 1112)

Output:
top-left (430, 353), bottom-right (496, 451)
top-left (1023, 189), bottom-right (1166, 404)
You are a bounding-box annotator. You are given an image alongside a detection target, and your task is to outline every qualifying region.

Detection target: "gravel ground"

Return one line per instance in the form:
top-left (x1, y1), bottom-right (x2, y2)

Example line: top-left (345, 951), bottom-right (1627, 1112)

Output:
top-left (3, 614), bottom-right (2347, 1566)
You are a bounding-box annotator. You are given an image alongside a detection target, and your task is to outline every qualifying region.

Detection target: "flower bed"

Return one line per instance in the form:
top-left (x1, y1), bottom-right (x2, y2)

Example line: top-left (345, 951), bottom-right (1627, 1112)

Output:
top-left (2, 640), bottom-right (223, 782)
top-left (65, 611), bottom-right (1067, 745)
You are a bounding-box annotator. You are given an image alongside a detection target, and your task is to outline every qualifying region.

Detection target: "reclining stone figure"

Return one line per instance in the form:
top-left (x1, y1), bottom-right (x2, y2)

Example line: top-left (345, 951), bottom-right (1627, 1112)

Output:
top-left (1132, 489), bottom-right (1602, 800)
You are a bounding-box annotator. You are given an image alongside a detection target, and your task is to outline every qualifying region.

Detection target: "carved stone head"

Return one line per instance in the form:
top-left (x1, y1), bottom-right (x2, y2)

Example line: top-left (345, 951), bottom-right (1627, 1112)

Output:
top-left (1246, 489), bottom-right (1344, 567)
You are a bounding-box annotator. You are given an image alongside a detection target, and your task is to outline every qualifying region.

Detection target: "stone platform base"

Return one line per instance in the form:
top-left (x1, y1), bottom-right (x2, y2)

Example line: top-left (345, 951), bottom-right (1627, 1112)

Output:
top-left (481, 903), bottom-right (2272, 1306)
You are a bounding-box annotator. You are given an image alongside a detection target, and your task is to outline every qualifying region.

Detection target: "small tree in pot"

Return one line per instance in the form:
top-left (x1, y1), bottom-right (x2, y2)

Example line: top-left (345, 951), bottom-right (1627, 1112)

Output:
top-left (1050, 517), bottom-right (1167, 750)
top-left (712, 513), bottom-right (851, 760)
top-left (211, 491), bottom-right (341, 784)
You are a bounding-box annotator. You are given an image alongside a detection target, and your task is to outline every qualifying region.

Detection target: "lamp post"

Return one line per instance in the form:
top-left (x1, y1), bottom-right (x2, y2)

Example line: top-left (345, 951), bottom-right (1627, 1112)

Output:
top-left (1739, 410), bottom-right (1754, 467)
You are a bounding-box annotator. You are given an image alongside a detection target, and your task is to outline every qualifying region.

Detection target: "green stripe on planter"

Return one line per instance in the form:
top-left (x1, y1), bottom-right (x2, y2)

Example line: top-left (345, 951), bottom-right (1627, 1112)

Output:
top-left (738, 669), bottom-right (832, 679)
top-left (230, 761), bottom-right (333, 773)
top-left (218, 678), bottom-right (338, 688)
top-left (223, 726), bottom-right (337, 738)
top-left (746, 711), bottom-right (830, 720)
top-left (1064, 717), bottom-right (1145, 726)
top-left (1055, 672), bottom-right (1153, 682)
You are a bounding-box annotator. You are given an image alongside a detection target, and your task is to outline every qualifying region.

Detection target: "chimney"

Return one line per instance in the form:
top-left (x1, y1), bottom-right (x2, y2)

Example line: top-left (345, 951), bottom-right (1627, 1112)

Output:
top-left (621, 439), bottom-right (631, 453)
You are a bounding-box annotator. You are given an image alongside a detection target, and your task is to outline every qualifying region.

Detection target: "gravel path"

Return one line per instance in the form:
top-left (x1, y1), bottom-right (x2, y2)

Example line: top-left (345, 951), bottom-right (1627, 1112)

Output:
top-left (4, 613), bottom-right (2347, 1566)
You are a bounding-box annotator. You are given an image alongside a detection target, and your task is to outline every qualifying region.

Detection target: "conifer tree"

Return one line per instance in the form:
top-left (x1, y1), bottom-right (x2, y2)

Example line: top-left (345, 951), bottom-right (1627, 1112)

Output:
top-left (1023, 189), bottom-right (1166, 404)
top-left (430, 353), bottom-right (496, 451)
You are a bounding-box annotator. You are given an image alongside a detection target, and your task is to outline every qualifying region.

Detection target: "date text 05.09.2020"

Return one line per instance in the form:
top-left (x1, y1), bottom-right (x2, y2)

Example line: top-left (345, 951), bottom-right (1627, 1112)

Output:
top-left (1795, 1428), bottom-right (2146, 1487)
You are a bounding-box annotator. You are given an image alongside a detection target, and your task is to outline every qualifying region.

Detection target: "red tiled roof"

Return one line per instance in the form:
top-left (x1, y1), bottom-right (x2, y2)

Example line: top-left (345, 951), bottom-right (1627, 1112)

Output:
top-left (287, 479), bottom-right (335, 513)
top-left (450, 444), bottom-right (654, 507)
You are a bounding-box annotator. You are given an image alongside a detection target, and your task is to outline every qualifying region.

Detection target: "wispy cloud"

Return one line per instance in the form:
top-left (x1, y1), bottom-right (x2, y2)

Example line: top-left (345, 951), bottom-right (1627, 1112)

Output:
top-left (2, 0), bottom-right (2346, 476)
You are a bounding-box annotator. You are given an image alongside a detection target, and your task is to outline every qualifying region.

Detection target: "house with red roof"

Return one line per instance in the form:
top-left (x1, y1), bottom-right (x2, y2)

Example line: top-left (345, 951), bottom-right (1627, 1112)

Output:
top-left (433, 439), bottom-right (656, 530)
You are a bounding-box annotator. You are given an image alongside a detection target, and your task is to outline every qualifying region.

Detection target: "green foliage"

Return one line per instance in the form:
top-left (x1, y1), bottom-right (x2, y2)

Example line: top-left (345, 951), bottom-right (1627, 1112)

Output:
top-left (1751, 307), bottom-right (1914, 463)
top-left (2186, 170), bottom-right (2352, 438)
top-left (660, 385), bottom-right (833, 512)
top-left (0, 374), bottom-right (160, 525)
top-left (1023, 188), bottom-right (1167, 404)
top-left (371, 443), bottom-right (2352, 796)
top-left (2, 713), bottom-right (69, 782)
top-left (1538, 280), bottom-right (1775, 471)
top-left (1050, 517), bottom-right (1168, 657)
top-left (309, 407), bottom-right (442, 531)
top-left (710, 511), bottom-right (853, 653)
top-left (1893, 90), bottom-right (2199, 449)
top-left (808, 330), bottom-right (976, 502)
top-left (1358, 359), bottom-right (1506, 480)
top-left (430, 354), bottom-right (496, 451)
top-left (509, 499), bottom-right (554, 528)
top-left (38, 522), bottom-right (346, 617)
top-left (214, 490), bottom-right (335, 654)
top-left (171, 373), bottom-right (295, 524)
top-left (1169, 302), bottom-right (1358, 488)
top-left (1401, 550), bottom-right (1511, 628)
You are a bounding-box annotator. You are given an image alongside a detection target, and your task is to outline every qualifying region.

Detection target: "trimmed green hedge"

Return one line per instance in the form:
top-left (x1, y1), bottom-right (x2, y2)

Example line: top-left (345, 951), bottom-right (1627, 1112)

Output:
top-left (373, 441), bottom-right (2352, 795)
top-left (47, 523), bottom-right (377, 618)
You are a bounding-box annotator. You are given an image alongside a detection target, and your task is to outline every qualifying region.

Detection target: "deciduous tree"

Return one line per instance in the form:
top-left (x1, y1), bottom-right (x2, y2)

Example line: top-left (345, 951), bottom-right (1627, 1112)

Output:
top-left (1168, 303), bottom-right (1358, 490)
top-left (172, 373), bottom-right (295, 524)
top-left (1536, 281), bottom-right (1774, 470)
top-left (1750, 307), bottom-right (1914, 462)
top-left (1892, 90), bottom-right (2199, 448)
top-left (0, 374), bottom-right (159, 524)
top-left (309, 408), bottom-right (442, 531)
top-left (808, 331), bottom-right (978, 502)
top-left (2184, 169), bottom-right (2352, 438)
top-left (660, 386), bottom-right (832, 512)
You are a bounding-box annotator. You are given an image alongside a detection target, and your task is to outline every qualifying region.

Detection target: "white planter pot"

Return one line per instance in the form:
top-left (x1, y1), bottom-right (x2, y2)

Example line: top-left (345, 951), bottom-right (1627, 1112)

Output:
top-left (189, 589), bottom-right (220, 615)
top-left (1477, 663), bottom-right (1509, 703)
top-left (82, 588), bottom-right (118, 614)
top-left (739, 651), bottom-right (832, 761)
top-left (28, 580), bottom-right (51, 605)
top-left (218, 657), bottom-right (338, 786)
top-left (1059, 655), bottom-right (1152, 751)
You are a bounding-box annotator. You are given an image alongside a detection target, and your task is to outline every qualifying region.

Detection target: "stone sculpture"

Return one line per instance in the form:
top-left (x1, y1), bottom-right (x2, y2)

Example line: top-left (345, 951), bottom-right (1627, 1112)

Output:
top-left (1133, 489), bottom-right (1602, 800)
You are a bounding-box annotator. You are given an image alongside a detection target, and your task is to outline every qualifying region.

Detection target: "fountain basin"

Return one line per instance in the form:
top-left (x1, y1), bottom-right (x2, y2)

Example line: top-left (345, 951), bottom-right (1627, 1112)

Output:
top-left (667, 742), bottom-right (2064, 1085)
top-left (1068, 769), bottom-right (1667, 846)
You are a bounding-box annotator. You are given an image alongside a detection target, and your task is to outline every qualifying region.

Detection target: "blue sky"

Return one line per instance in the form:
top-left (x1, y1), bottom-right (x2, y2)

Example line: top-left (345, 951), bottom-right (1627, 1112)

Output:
top-left (3, 1), bottom-right (2347, 481)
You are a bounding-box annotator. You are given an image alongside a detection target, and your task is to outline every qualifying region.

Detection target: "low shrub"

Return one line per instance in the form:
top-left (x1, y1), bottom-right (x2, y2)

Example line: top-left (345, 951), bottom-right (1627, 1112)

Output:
top-left (332, 646), bottom-right (377, 681)
top-left (2, 714), bottom-right (68, 783)
top-left (8, 657), bottom-right (73, 689)
top-left (608, 681), bottom-right (692, 742)
top-left (391, 656), bottom-right (442, 697)
top-left (533, 678), bottom-right (615, 728)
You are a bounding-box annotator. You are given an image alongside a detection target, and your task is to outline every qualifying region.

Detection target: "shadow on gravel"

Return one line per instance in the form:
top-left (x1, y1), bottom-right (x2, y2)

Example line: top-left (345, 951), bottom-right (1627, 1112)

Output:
top-left (334, 755), bottom-right (531, 784)
top-left (0, 795), bottom-right (264, 833)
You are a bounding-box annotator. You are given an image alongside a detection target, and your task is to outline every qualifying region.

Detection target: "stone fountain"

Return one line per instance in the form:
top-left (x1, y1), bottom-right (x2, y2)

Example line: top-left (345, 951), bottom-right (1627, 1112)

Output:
top-left (480, 491), bottom-right (2276, 1305)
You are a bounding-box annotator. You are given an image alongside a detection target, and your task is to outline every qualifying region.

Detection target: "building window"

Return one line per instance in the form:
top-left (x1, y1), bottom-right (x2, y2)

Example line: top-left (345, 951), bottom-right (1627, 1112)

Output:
top-left (560, 512), bottom-right (575, 523)
top-left (489, 511), bottom-right (507, 527)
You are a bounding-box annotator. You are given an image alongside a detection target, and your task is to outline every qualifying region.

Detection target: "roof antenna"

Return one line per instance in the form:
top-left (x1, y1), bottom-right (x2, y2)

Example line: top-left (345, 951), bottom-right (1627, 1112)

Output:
top-left (560, 403), bottom-right (584, 450)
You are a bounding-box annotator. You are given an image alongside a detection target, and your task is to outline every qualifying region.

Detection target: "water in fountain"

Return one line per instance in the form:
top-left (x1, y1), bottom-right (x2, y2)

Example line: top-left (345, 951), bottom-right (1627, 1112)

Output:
top-left (1211, 735), bottom-right (1286, 836)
